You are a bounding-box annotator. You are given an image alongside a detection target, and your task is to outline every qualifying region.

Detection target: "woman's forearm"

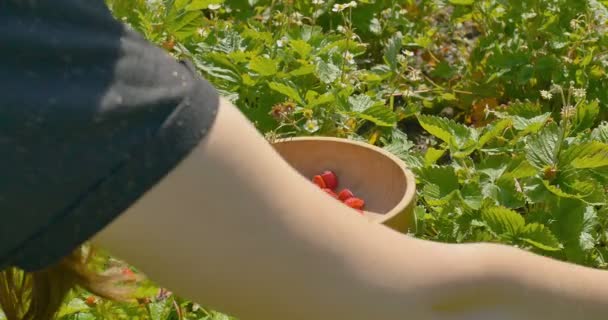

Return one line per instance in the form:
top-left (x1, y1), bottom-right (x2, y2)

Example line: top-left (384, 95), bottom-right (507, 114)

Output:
top-left (482, 243), bottom-right (608, 320)
top-left (92, 98), bottom-right (608, 320)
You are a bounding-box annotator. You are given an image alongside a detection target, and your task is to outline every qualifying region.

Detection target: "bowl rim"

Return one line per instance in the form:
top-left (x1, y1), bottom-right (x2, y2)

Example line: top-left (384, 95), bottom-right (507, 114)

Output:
top-left (271, 136), bottom-right (417, 224)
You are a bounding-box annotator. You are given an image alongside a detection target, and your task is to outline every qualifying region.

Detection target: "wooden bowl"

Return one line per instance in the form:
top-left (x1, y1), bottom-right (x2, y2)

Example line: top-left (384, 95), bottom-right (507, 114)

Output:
top-left (271, 136), bottom-right (417, 233)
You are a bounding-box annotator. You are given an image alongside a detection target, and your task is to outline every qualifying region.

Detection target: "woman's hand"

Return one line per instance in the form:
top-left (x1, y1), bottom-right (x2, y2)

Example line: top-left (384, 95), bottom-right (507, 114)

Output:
top-left (92, 97), bottom-right (608, 320)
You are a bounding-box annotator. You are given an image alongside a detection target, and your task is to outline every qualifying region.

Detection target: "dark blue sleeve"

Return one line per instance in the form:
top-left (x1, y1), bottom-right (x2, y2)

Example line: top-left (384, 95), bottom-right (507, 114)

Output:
top-left (0, 0), bottom-right (219, 271)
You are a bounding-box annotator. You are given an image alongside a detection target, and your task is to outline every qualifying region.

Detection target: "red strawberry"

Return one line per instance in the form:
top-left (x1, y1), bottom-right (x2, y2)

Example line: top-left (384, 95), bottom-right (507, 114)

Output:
top-left (122, 267), bottom-right (135, 278)
top-left (323, 188), bottom-right (339, 199)
top-left (312, 175), bottom-right (327, 188)
top-left (338, 188), bottom-right (354, 201)
top-left (85, 296), bottom-right (97, 307)
top-left (320, 171), bottom-right (338, 190)
top-left (344, 197), bottom-right (365, 210)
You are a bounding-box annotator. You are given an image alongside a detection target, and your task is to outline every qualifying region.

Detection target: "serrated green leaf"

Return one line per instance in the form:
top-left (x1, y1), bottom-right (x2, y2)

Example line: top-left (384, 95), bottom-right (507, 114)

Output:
top-left (290, 64), bottom-right (315, 76)
top-left (268, 82), bottom-right (303, 104)
top-left (525, 122), bottom-right (560, 169)
top-left (448, 0), bottom-right (474, 5)
top-left (591, 122), bottom-right (608, 142)
top-left (482, 206), bottom-right (525, 235)
top-left (194, 59), bottom-right (240, 83)
top-left (167, 11), bottom-right (203, 39)
top-left (461, 182), bottom-right (483, 210)
top-left (432, 61), bottom-right (456, 79)
top-left (520, 223), bottom-right (562, 251)
top-left (369, 17), bottom-right (382, 35)
top-left (561, 141), bottom-right (608, 169)
top-left (358, 106), bottom-right (397, 127)
top-left (289, 39), bottom-right (312, 58)
top-left (524, 177), bottom-right (555, 204)
top-left (542, 179), bottom-right (586, 199)
top-left (417, 114), bottom-right (477, 152)
top-left (316, 60), bottom-right (340, 84)
top-left (424, 148), bottom-right (446, 166)
top-left (308, 92), bottom-right (335, 108)
top-left (561, 174), bottom-right (606, 204)
top-left (512, 113), bottom-right (551, 133)
top-left (495, 178), bottom-right (526, 209)
top-left (349, 94), bottom-right (375, 112)
top-left (384, 32), bottom-right (403, 71)
top-left (320, 39), bottom-right (366, 55)
top-left (381, 129), bottom-right (415, 161)
top-left (506, 101), bottom-right (544, 118)
top-left (185, 0), bottom-right (224, 10)
top-left (477, 155), bottom-right (508, 182)
top-left (479, 118), bottom-right (512, 147)
top-left (56, 298), bottom-right (89, 318)
top-left (418, 166), bottom-right (460, 201)
top-left (249, 56), bottom-right (278, 76)
top-left (147, 299), bottom-right (173, 320)
top-left (553, 199), bottom-right (585, 238)
top-left (505, 158), bottom-right (538, 179)
top-left (573, 100), bottom-right (599, 134)
top-left (579, 232), bottom-right (596, 251)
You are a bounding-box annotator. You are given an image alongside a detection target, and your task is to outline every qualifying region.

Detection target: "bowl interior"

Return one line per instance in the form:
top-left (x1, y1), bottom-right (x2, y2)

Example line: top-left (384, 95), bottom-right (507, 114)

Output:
top-left (272, 138), bottom-right (410, 221)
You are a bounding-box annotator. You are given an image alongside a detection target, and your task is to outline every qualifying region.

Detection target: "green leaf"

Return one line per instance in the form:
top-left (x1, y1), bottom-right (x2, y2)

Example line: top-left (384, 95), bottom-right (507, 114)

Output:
top-left (166, 11), bottom-right (203, 39)
top-left (424, 148), bottom-right (446, 166)
top-left (384, 32), bottom-right (403, 71)
top-left (591, 122), bottom-right (608, 142)
top-left (186, 0), bottom-right (224, 10)
top-left (482, 206), bottom-right (525, 236)
top-left (561, 141), bottom-right (608, 169)
top-left (479, 118), bottom-right (512, 148)
top-left (290, 64), bottom-right (315, 76)
top-left (504, 157), bottom-right (537, 179)
top-left (448, 0), bottom-right (474, 5)
top-left (520, 223), bottom-right (562, 251)
top-left (248, 56), bottom-right (278, 76)
top-left (523, 177), bottom-right (555, 204)
top-left (495, 178), bottom-right (526, 209)
top-left (551, 199), bottom-right (588, 262)
top-left (432, 61), bottom-right (455, 79)
top-left (349, 94), bottom-right (375, 112)
top-left (506, 101), bottom-right (544, 118)
top-left (525, 122), bottom-right (560, 170)
top-left (268, 82), bottom-right (304, 104)
top-left (572, 100), bottom-right (599, 134)
top-left (382, 129), bottom-right (415, 161)
top-left (320, 39), bottom-right (366, 55)
top-left (512, 113), bottom-right (551, 133)
top-left (56, 298), bottom-right (89, 318)
top-left (358, 106), bottom-right (397, 127)
top-left (417, 114), bottom-right (477, 152)
top-left (316, 60), bottom-right (341, 84)
top-left (461, 182), bottom-right (483, 210)
top-left (194, 59), bottom-right (240, 83)
top-left (477, 155), bottom-right (508, 182)
top-left (308, 92), bottom-right (335, 108)
top-left (542, 180), bottom-right (582, 199)
top-left (289, 39), bottom-right (313, 58)
top-left (147, 299), bottom-right (173, 320)
top-left (369, 17), bottom-right (382, 35)
top-left (418, 166), bottom-right (460, 203)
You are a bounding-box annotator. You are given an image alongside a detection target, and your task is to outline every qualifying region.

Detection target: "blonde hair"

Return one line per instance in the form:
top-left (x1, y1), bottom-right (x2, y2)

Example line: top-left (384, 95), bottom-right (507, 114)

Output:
top-left (0, 245), bottom-right (140, 320)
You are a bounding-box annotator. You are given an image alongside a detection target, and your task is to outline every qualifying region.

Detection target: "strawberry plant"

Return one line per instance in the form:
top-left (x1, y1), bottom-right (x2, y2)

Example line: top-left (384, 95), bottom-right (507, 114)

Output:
top-left (406, 85), bottom-right (608, 267)
top-left (3, 0), bottom-right (608, 319)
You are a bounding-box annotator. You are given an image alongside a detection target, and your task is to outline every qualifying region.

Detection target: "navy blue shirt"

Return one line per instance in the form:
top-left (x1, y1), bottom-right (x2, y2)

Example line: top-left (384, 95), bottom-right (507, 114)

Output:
top-left (0, 0), bottom-right (219, 271)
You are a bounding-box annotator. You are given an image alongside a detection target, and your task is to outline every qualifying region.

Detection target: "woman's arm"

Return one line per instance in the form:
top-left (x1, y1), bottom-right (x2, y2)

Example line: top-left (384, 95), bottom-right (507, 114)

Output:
top-left (91, 98), bottom-right (608, 320)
